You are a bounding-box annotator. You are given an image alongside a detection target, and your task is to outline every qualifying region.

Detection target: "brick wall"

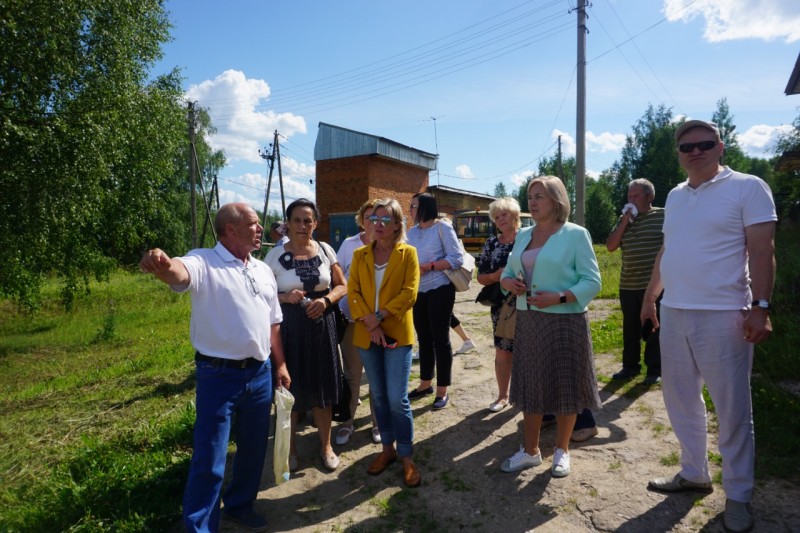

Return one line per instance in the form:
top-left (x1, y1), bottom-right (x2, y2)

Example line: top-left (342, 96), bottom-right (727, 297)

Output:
top-left (316, 155), bottom-right (429, 241)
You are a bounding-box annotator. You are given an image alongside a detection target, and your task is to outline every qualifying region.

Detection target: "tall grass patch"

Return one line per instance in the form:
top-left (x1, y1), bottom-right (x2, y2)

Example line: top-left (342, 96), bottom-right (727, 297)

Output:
top-left (0, 270), bottom-right (197, 530)
top-left (594, 245), bottom-right (621, 300)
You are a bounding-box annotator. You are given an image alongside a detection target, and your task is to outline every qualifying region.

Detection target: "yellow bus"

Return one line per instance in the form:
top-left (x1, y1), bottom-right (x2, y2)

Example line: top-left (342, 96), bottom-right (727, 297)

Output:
top-left (453, 210), bottom-right (532, 258)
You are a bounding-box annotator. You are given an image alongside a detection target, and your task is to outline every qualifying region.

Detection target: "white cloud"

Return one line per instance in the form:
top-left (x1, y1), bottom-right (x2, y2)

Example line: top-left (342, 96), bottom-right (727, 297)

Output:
top-left (553, 129), bottom-right (625, 155)
top-left (186, 70), bottom-right (307, 164)
top-left (510, 171), bottom-right (534, 186)
top-left (664, 0), bottom-right (800, 43)
top-left (456, 164), bottom-right (474, 179)
top-left (553, 129), bottom-right (576, 156)
top-left (738, 123), bottom-right (794, 156)
top-left (586, 169), bottom-right (601, 180)
top-left (218, 163), bottom-right (316, 213)
top-left (586, 131), bottom-right (627, 152)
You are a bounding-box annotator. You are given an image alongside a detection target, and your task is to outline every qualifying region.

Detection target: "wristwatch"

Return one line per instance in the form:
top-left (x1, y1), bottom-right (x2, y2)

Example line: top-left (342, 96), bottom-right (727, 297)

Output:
top-left (375, 310), bottom-right (385, 322)
top-left (751, 299), bottom-right (771, 311)
top-left (559, 291), bottom-right (567, 304)
top-left (323, 296), bottom-right (332, 308)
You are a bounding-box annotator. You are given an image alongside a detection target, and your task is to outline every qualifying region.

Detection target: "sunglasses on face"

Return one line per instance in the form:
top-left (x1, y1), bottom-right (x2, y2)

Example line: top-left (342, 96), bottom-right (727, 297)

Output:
top-left (368, 215), bottom-right (393, 226)
top-left (678, 140), bottom-right (717, 153)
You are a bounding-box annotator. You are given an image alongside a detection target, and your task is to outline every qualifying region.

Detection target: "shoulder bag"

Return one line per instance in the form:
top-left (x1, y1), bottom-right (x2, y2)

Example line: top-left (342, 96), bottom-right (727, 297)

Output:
top-left (495, 294), bottom-right (517, 340)
top-left (437, 223), bottom-right (475, 292)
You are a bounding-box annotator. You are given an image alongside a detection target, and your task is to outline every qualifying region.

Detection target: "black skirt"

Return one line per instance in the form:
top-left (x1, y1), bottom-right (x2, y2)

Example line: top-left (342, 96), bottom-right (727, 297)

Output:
top-left (281, 302), bottom-right (343, 412)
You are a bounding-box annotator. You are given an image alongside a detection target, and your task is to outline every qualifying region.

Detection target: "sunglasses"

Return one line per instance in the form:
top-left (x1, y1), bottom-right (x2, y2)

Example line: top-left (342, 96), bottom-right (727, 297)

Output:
top-left (368, 215), bottom-right (393, 226)
top-left (678, 140), bottom-right (717, 153)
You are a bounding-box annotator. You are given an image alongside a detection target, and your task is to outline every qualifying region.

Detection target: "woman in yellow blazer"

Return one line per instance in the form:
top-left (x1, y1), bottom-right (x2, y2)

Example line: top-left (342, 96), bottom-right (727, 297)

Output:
top-left (348, 198), bottom-right (421, 487)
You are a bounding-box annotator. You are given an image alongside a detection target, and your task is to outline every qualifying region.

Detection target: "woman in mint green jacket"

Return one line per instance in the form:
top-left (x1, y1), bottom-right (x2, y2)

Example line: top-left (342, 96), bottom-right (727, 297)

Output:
top-left (498, 176), bottom-right (602, 479)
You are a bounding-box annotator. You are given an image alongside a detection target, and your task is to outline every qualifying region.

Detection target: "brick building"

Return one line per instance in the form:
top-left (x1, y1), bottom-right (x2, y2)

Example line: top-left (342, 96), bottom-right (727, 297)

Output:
top-left (314, 122), bottom-right (438, 249)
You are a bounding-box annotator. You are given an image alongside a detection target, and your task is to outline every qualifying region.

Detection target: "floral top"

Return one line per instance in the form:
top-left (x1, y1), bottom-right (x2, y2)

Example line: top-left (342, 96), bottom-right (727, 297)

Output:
top-left (478, 235), bottom-right (513, 276)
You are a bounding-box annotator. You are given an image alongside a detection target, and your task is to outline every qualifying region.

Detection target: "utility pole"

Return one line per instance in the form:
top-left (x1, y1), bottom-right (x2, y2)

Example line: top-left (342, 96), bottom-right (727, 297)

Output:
top-left (259, 131), bottom-right (285, 230)
top-left (431, 116), bottom-right (442, 205)
top-left (557, 135), bottom-right (564, 183)
top-left (188, 101), bottom-right (197, 247)
top-left (575, 0), bottom-right (588, 226)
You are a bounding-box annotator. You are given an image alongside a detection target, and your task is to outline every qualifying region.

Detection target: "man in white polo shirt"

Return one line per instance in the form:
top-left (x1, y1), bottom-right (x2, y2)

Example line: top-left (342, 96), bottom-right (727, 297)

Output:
top-left (140, 203), bottom-right (290, 533)
top-left (641, 120), bottom-right (776, 533)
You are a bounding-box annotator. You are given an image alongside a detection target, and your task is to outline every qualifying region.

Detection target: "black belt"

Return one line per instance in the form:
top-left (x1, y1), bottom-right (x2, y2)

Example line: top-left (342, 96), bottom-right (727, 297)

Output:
top-left (195, 352), bottom-right (264, 369)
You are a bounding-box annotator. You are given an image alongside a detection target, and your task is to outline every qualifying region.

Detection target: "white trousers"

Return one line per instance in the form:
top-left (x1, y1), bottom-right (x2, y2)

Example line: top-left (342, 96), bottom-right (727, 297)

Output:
top-left (660, 306), bottom-right (755, 503)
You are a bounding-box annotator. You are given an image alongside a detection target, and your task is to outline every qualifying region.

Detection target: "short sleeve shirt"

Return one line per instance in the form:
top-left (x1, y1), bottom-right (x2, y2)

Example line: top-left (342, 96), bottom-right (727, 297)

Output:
top-left (660, 168), bottom-right (777, 310)
top-left (615, 207), bottom-right (664, 290)
top-left (173, 242), bottom-right (282, 360)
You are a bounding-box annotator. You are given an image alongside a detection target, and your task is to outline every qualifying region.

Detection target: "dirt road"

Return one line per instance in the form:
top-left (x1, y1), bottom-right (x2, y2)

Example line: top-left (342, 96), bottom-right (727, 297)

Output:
top-left (223, 283), bottom-right (799, 532)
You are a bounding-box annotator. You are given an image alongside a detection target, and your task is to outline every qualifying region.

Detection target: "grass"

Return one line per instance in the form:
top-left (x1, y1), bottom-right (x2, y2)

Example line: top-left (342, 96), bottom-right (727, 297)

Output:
top-left (0, 270), bottom-right (197, 531)
top-left (0, 228), bottom-right (798, 530)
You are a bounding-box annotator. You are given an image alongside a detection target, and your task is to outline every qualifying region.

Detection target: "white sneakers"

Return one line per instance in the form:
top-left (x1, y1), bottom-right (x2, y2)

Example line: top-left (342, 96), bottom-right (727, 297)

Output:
top-left (500, 446), bottom-right (542, 472)
top-left (551, 448), bottom-right (570, 477)
top-left (454, 339), bottom-right (476, 355)
top-left (500, 446), bottom-right (571, 477)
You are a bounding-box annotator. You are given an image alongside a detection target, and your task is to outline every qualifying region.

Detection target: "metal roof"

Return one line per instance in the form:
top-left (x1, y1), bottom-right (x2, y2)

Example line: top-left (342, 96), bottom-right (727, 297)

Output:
top-left (314, 122), bottom-right (438, 171)
top-left (427, 184), bottom-right (496, 201)
top-left (785, 51), bottom-right (800, 95)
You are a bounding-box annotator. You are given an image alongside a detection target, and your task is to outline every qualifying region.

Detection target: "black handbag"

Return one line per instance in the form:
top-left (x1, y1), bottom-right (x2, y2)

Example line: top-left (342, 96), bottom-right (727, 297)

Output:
top-left (475, 282), bottom-right (504, 307)
top-left (333, 304), bottom-right (348, 344)
top-left (331, 372), bottom-right (352, 422)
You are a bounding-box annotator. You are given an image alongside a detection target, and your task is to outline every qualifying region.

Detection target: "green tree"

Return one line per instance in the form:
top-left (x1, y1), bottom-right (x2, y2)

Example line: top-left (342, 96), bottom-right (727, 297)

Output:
top-left (615, 104), bottom-right (683, 209)
top-left (584, 179), bottom-right (616, 243)
top-left (539, 155), bottom-right (576, 211)
top-left (493, 182), bottom-right (508, 198)
top-left (772, 112), bottom-right (800, 220)
top-left (0, 0), bottom-right (210, 308)
top-left (712, 97), bottom-right (747, 170)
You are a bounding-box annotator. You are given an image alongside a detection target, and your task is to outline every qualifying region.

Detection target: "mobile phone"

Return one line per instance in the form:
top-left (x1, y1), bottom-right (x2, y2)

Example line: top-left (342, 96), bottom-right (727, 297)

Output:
top-left (383, 335), bottom-right (398, 348)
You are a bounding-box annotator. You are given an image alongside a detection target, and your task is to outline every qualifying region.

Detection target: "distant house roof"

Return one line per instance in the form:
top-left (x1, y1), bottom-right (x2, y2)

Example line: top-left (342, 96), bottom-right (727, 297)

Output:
top-left (427, 184), bottom-right (496, 201)
top-left (314, 122), bottom-right (438, 171)
top-left (776, 150), bottom-right (800, 172)
top-left (786, 51), bottom-right (800, 95)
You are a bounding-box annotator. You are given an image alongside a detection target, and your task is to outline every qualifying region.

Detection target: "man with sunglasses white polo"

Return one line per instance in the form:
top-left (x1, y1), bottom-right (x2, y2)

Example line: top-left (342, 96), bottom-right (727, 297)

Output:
top-left (640, 120), bottom-right (776, 533)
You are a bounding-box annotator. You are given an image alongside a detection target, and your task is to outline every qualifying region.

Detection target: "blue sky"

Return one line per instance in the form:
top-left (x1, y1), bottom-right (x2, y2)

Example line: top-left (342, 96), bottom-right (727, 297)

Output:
top-left (153, 0), bottom-right (800, 210)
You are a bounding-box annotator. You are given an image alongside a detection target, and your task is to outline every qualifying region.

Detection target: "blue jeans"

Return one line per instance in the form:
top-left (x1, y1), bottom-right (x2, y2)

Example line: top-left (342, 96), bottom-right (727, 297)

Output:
top-left (358, 343), bottom-right (415, 457)
top-left (183, 359), bottom-right (273, 533)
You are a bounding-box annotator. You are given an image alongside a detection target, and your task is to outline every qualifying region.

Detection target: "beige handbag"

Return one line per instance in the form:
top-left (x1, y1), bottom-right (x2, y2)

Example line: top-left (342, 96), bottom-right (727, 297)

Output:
top-left (495, 295), bottom-right (517, 340)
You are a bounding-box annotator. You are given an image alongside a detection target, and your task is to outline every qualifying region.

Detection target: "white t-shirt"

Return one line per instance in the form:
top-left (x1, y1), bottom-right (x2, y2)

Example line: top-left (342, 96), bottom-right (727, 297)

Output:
top-left (336, 233), bottom-right (368, 321)
top-left (173, 242), bottom-right (282, 360)
top-left (660, 168), bottom-right (777, 310)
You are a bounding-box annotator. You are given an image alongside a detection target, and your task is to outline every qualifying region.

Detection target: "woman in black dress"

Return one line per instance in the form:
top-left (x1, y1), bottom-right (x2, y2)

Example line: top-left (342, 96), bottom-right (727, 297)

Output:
top-left (265, 198), bottom-right (347, 472)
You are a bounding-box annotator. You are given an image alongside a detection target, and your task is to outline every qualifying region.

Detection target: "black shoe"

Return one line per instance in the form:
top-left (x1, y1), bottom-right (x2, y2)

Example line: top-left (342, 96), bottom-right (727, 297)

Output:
top-left (644, 375), bottom-right (661, 385)
top-left (408, 386), bottom-right (434, 399)
top-left (612, 368), bottom-right (639, 380)
top-left (224, 509), bottom-right (268, 532)
top-left (432, 395), bottom-right (449, 410)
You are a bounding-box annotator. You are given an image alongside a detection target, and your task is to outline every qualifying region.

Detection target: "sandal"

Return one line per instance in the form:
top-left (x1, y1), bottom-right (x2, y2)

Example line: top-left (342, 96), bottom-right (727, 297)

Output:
top-left (322, 452), bottom-right (340, 471)
top-left (335, 425), bottom-right (354, 445)
top-left (489, 399), bottom-right (509, 412)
